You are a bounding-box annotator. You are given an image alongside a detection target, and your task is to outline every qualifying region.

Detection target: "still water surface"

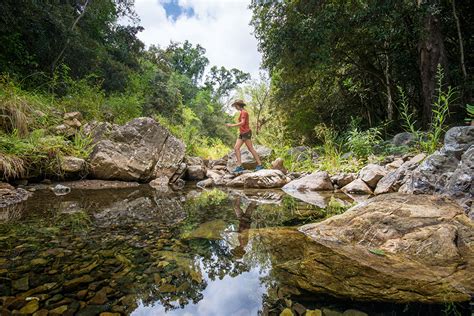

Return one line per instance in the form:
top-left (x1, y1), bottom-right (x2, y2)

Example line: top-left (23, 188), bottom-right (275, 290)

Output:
top-left (0, 185), bottom-right (470, 315)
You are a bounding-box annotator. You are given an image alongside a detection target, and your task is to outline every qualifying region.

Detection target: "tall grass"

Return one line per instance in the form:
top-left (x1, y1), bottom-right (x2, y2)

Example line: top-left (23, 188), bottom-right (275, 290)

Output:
top-left (421, 65), bottom-right (454, 153)
top-left (314, 123), bottom-right (345, 173)
top-left (397, 65), bottom-right (454, 154)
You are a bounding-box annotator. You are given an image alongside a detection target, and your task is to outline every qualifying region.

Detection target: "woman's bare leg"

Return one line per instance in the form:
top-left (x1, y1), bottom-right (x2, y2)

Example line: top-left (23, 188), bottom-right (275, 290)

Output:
top-left (234, 138), bottom-right (244, 166)
top-left (244, 139), bottom-right (262, 165)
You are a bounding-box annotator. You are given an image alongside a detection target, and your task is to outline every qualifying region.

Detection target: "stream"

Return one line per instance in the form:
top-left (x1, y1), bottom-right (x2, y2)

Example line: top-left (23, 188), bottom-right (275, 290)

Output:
top-left (0, 185), bottom-right (470, 315)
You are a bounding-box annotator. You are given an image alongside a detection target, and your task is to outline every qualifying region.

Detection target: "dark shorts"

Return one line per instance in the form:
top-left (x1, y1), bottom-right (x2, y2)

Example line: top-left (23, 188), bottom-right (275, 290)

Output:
top-left (239, 130), bottom-right (252, 140)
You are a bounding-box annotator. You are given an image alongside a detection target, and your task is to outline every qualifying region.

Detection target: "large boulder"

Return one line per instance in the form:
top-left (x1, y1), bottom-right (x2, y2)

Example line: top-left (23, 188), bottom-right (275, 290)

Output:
top-left (87, 118), bottom-right (185, 182)
top-left (226, 145), bottom-right (272, 171)
top-left (282, 171), bottom-right (333, 192)
top-left (400, 126), bottom-right (473, 214)
top-left (227, 169), bottom-right (289, 188)
top-left (270, 193), bottom-right (474, 303)
top-left (358, 164), bottom-right (387, 188)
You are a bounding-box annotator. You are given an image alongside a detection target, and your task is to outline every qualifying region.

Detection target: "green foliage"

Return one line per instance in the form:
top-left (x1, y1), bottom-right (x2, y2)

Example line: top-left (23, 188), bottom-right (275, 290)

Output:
top-left (397, 86), bottom-right (419, 136)
top-left (466, 104), bottom-right (474, 122)
top-left (420, 65), bottom-right (454, 153)
top-left (192, 189), bottom-right (229, 208)
top-left (398, 66), bottom-right (454, 154)
top-left (102, 93), bottom-right (143, 124)
top-left (369, 249), bottom-right (386, 256)
top-left (346, 119), bottom-right (382, 159)
top-left (250, 0), bottom-right (472, 143)
top-left (269, 146), bottom-right (315, 173)
top-left (58, 75), bottom-right (105, 120)
top-left (313, 124), bottom-right (344, 173)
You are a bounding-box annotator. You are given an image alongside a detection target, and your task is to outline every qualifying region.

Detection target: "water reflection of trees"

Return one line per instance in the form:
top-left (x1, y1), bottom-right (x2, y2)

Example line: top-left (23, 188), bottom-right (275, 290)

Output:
top-left (0, 187), bottom-right (324, 315)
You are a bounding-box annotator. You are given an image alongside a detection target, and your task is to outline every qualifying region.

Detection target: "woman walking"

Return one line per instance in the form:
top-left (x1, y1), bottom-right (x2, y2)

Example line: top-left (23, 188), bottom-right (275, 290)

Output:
top-left (225, 99), bottom-right (263, 173)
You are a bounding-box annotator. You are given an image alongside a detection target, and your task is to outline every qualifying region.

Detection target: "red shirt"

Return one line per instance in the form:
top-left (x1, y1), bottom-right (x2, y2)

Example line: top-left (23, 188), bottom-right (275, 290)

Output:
top-left (238, 110), bottom-right (251, 134)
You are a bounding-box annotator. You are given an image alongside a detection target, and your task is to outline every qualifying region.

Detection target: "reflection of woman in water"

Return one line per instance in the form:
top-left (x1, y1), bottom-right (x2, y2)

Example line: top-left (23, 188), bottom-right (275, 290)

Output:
top-left (232, 196), bottom-right (257, 258)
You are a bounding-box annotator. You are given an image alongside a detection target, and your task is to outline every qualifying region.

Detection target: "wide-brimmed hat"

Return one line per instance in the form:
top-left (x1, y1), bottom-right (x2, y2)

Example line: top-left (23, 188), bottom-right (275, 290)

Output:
top-left (231, 99), bottom-right (246, 107)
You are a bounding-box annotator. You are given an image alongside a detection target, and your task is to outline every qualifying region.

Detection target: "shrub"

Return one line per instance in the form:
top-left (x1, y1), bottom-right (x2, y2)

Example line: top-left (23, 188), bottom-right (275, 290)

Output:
top-left (466, 104), bottom-right (474, 123)
top-left (346, 119), bottom-right (382, 159)
top-left (102, 93), bottom-right (143, 124)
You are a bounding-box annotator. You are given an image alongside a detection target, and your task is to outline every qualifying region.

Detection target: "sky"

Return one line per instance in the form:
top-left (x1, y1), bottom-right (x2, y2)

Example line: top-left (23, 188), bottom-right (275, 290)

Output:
top-left (132, 0), bottom-right (263, 79)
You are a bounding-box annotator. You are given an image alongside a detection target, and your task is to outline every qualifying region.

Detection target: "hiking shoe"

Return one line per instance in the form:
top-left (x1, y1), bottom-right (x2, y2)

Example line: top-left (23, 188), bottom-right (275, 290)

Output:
top-left (233, 166), bottom-right (245, 173)
top-left (255, 165), bottom-right (264, 171)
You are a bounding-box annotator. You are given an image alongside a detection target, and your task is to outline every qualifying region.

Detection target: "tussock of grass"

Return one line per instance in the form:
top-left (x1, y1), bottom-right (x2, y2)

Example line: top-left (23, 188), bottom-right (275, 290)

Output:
top-left (0, 153), bottom-right (26, 180)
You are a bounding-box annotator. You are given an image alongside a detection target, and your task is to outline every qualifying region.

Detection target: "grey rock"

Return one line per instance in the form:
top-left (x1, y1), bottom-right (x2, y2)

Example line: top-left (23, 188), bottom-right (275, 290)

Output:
top-left (271, 157), bottom-right (288, 174)
top-left (392, 132), bottom-right (416, 147)
top-left (51, 184), bottom-right (71, 196)
top-left (400, 127), bottom-right (473, 211)
top-left (61, 156), bottom-right (86, 174)
top-left (197, 178), bottom-right (214, 189)
top-left (226, 145), bottom-right (272, 171)
top-left (374, 153), bottom-right (426, 195)
top-left (331, 173), bottom-right (356, 188)
top-left (0, 187), bottom-right (31, 208)
top-left (442, 126), bottom-right (474, 159)
top-left (283, 171), bottom-right (334, 192)
top-left (88, 118), bottom-right (185, 183)
top-left (184, 156), bottom-right (206, 181)
top-left (227, 169), bottom-right (289, 188)
top-left (341, 179), bottom-right (373, 195)
top-left (359, 164), bottom-right (387, 188)
top-left (149, 176), bottom-right (170, 192)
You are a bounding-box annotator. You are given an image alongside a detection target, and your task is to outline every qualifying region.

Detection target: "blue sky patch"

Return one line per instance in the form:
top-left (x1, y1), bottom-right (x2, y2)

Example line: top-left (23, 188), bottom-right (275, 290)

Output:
top-left (162, 0), bottom-right (195, 20)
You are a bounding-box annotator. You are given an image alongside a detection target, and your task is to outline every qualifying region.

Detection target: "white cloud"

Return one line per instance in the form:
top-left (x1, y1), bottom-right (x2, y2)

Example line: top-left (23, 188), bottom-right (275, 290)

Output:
top-left (133, 0), bottom-right (262, 79)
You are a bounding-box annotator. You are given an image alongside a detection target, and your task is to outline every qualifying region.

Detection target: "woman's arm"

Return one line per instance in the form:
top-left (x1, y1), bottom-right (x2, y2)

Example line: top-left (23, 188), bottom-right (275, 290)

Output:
top-left (226, 119), bottom-right (245, 127)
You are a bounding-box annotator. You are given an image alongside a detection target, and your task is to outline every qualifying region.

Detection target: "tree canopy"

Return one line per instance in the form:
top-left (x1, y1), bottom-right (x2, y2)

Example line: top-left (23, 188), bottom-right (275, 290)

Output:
top-left (250, 0), bottom-right (473, 144)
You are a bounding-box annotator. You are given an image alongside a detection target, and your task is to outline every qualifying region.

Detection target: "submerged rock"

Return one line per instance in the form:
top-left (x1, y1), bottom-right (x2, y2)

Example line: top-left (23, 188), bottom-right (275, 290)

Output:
top-left (274, 193), bottom-right (474, 303)
top-left (0, 186), bottom-right (31, 208)
top-left (252, 194), bottom-right (474, 303)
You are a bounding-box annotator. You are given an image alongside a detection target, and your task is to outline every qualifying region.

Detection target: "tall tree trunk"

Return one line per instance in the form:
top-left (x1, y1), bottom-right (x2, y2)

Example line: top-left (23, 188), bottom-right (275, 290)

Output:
top-left (418, 2), bottom-right (447, 128)
top-left (451, 0), bottom-right (467, 80)
top-left (383, 42), bottom-right (393, 121)
top-left (51, 0), bottom-right (90, 74)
